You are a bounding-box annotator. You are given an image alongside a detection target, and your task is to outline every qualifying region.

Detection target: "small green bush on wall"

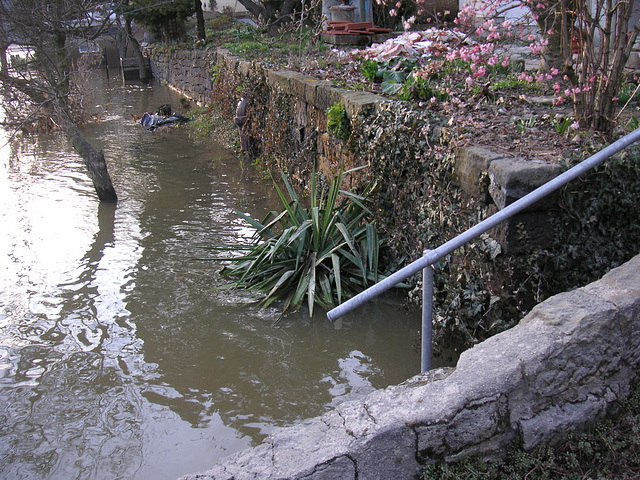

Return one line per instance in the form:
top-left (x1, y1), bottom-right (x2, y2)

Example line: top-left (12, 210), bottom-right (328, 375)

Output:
top-left (327, 102), bottom-right (351, 141)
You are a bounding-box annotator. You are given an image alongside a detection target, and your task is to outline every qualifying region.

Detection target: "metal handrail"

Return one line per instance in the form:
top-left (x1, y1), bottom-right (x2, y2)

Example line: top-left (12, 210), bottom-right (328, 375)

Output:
top-left (327, 127), bottom-right (640, 372)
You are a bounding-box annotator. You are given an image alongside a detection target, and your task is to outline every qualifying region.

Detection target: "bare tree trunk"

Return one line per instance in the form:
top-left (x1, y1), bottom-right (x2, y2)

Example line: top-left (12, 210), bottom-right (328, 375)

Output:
top-left (125, 17), bottom-right (149, 83)
top-left (195, 0), bottom-right (206, 40)
top-left (52, 30), bottom-right (118, 201)
top-left (1, 0), bottom-right (119, 202)
top-left (534, 0), bottom-right (577, 76)
top-left (65, 119), bottom-right (118, 202)
top-left (0, 43), bottom-right (8, 73)
top-left (236, 0), bottom-right (273, 23)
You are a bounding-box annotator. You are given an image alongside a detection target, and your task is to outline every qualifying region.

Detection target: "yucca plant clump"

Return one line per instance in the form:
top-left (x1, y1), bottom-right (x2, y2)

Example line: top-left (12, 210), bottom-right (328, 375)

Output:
top-left (210, 167), bottom-right (386, 316)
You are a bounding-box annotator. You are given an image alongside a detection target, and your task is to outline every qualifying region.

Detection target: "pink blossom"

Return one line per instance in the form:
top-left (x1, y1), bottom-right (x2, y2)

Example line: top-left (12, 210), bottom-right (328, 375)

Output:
top-left (529, 42), bottom-right (545, 54)
top-left (473, 66), bottom-right (487, 78)
top-left (403, 16), bottom-right (415, 30)
top-left (465, 76), bottom-right (474, 86)
top-left (550, 68), bottom-right (559, 75)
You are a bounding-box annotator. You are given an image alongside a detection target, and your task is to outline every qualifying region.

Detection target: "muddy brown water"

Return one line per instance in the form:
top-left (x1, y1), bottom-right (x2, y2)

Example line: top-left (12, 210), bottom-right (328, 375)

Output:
top-left (0, 76), bottom-right (456, 479)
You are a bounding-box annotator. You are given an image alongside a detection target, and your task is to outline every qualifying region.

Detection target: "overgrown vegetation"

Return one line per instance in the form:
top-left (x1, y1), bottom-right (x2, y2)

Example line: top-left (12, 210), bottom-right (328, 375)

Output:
top-left (547, 148), bottom-right (640, 292)
top-left (204, 167), bottom-right (388, 317)
top-left (422, 383), bottom-right (640, 479)
top-left (179, 12), bottom-right (640, 344)
top-left (326, 102), bottom-right (351, 140)
top-left (347, 99), bottom-right (640, 348)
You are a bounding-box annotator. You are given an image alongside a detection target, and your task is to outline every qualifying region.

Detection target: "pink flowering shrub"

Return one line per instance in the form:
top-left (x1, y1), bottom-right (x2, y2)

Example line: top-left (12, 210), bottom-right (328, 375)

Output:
top-left (375, 0), bottom-right (640, 135)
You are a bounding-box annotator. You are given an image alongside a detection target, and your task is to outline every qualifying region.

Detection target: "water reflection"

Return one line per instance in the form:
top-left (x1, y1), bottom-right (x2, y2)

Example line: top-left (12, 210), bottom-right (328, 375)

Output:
top-left (0, 76), bottom-right (451, 479)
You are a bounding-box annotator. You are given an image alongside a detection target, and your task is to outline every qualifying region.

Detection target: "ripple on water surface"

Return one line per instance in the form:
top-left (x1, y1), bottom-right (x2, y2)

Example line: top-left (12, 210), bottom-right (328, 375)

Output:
top-left (0, 77), bottom-right (454, 480)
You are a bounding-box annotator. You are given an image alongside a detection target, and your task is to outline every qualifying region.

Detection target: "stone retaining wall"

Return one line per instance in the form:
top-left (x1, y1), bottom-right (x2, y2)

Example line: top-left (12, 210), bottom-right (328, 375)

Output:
top-left (147, 47), bottom-right (216, 106)
top-left (179, 253), bottom-right (640, 480)
top-left (144, 46), bottom-right (640, 480)
top-left (145, 46), bottom-right (560, 254)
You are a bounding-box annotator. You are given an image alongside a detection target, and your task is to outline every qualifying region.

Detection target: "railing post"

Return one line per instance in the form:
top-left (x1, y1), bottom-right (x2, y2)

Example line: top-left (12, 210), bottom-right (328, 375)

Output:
top-left (421, 250), bottom-right (434, 373)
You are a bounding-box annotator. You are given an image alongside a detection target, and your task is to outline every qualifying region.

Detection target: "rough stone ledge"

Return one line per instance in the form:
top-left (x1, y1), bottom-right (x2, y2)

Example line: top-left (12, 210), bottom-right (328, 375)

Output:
top-left (179, 253), bottom-right (640, 480)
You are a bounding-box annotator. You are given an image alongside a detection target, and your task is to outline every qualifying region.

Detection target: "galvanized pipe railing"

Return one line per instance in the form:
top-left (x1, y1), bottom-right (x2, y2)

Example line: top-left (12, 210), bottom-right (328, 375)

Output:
top-left (327, 127), bottom-right (640, 372)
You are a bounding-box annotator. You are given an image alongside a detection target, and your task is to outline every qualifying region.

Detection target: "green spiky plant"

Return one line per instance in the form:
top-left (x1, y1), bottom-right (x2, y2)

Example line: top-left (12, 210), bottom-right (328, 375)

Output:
top-left (208, 166), bottom-right (387, 317)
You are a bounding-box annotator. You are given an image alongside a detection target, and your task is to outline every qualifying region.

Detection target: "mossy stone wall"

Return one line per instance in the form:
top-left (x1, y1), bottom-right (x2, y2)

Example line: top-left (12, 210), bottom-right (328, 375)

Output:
top-left (145, 45), bottom-right (637, 345)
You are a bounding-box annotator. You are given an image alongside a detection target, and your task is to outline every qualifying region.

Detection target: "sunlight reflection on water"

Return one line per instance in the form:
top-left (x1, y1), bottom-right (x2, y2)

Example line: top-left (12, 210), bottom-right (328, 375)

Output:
top-left (0, 76), bottom-right (451, 480)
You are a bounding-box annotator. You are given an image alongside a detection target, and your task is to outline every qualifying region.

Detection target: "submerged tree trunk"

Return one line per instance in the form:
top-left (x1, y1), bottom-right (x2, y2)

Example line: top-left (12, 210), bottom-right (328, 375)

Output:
top-left (0, 43), bottom-right (8, 73)
top-left (53, 31), bottom-right (118, 201)
top-left (1, 0), bottom-right (119, 202)
top-left (65, 118), bottom-right (118, 202)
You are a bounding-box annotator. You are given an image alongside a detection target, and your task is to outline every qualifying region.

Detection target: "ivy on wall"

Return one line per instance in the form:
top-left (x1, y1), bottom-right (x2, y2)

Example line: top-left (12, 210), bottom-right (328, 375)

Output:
top-left (548, 149), bottom-right (640, 292)
top-left (348, 102), bottom-right (640, 347)
top-left (347, 103), bottom-right (545, 347)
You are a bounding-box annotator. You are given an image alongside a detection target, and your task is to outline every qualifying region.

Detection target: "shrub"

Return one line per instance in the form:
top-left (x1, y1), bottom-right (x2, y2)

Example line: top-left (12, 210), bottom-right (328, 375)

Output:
top-left (205, 167), bottom-right (388, 317)
top-left (326, 102), bottom-right (351, 141)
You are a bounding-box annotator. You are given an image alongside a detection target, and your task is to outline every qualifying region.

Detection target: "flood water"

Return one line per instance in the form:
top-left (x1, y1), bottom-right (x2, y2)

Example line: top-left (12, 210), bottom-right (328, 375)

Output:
top-left (0, 76), bottom-right (454, 479)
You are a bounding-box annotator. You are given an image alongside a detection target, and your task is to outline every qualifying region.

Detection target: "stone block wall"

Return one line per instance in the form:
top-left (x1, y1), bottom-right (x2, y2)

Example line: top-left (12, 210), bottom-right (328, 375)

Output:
top-left (147, 47), bottom-right (216, 106)
top-left (179, 254), bottom-right (640, 479)
top-left (454, 146), bottom-right (565, 253)
top-left (145, 46), bottom-right (564, 255)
